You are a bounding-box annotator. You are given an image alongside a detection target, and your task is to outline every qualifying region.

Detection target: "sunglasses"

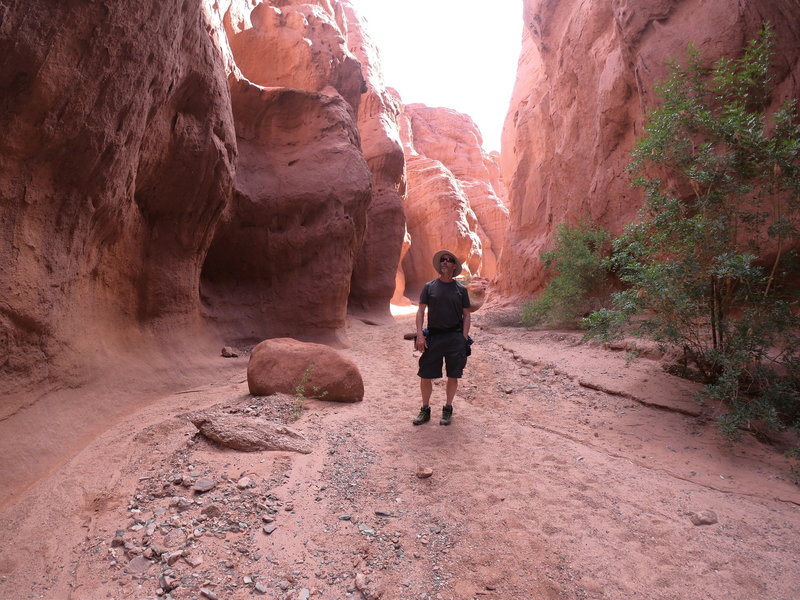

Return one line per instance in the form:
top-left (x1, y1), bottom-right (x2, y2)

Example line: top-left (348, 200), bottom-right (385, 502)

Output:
top-left (440, 256), bottom-right (457, 263)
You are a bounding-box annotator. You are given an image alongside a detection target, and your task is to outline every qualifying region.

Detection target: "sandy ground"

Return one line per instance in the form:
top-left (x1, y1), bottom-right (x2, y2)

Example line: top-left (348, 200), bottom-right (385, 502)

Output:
top-left (1, 308), bottom-right (799, 600)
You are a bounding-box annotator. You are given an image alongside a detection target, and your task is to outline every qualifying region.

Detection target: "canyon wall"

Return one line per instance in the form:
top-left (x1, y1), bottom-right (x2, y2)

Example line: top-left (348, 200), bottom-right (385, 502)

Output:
top-left (0, 0), bottom-right (407, 397)
top-left (399, 104), bottom-right (508, 298)
top-left (342, 4), bottom-right (407, 318)
top-left (498, 0), bottom-right (800, 297)
top-left (0, 0), bottom-right (237, 395)
top-left (201, 0), bottom-right (373, 347)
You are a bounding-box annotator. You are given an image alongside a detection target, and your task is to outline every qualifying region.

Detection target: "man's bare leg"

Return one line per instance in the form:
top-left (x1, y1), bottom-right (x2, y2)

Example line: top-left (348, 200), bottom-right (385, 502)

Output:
top-left (420, 378), bottom-right (433, 406)
top-left (445, 377), bottom-right (458, 406)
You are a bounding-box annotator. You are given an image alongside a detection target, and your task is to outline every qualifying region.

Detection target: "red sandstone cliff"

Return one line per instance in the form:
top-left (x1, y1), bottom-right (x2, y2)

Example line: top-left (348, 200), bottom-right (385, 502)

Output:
top-left (341, 2), bottom-right (407, 318)
top-left (497, 0), bottom-right (800, 297)
top-left (0, 0), bottom-right (237, 396)
top-left (398, 103), bottom-right (509, 298)
top-left (202, 0), bottom-right (373, 347)
top-left (0, 0), bottom-right (403, 396)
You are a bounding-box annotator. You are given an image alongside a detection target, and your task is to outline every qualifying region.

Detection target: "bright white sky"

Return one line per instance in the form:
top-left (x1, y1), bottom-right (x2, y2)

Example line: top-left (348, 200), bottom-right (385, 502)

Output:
top-left (348, 0), bottom-right (523, 153)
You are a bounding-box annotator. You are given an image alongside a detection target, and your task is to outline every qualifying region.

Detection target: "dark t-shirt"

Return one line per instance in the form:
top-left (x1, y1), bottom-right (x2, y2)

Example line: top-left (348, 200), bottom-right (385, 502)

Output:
top-left (419, 279), bottom-right (470, 330)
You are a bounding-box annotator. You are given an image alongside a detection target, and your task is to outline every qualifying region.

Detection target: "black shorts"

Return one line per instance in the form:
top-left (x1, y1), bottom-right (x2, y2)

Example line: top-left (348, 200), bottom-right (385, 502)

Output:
top-left (418, 331), bottom-right (468, 379)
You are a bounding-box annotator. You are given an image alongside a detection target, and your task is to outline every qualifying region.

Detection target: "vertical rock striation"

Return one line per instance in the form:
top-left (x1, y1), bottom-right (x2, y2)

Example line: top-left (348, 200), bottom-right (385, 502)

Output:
top-left (201, 0), bottom-right (374, 346)
top-left (498, 0), bottom-right (800, 297)
top-left (399, 104), bottom-right (508, 298)
top-left (341, 2), bottom-right (407, 318)
top-left (0, 0), bottom-right (236, 394)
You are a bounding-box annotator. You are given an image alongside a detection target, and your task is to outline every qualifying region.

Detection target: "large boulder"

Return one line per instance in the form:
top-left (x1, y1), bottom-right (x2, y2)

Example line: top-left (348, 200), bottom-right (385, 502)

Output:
top-left (497, 0), bottom-right (800, 297)
top-left (247, 338), bottom-right (364, 402)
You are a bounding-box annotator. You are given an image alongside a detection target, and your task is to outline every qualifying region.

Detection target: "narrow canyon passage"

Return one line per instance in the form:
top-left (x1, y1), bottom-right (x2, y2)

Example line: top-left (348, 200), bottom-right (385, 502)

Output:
top-left (1, 310), bottom-right (797, 600)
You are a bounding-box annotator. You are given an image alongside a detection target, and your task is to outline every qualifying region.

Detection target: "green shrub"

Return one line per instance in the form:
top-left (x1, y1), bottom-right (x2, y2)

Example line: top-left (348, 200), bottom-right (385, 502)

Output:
top-left (584, 25), bottom-right (800, 439)
top-left (521, 222), bottom-right (611, 327)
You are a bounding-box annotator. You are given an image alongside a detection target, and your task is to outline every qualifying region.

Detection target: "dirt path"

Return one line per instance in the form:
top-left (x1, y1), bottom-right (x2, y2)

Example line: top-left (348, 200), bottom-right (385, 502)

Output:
top-left (1, 310), bottom-right (798, 600)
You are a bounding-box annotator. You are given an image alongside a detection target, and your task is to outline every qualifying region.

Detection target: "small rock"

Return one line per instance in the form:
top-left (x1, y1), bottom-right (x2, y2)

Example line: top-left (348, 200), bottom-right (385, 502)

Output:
top-left (255, 582), bottom-right (269, 594)
top-left (237, 477), bottom-right (253, 489)
top-left (338, 515), bottom-right (352, 521)
top-left (164, 550), bottom-right (183, 566)
top-left (263, 524), bottom-right (278, 535)
top-left (193, 477), bottom-right (216, 493)
top-left (221, 346), bottom-right (239, 358)
top-left (159, 573), bottom-right (178, 591)
top-left (416, 466), bottom-right (433, 479)
top-left (200, 588), bottom-right (219, 600)
top-left (201, 504), bottom-right (223, 518)
top-left (175, 498), bottom-right (194, 512)
top-left (162, 529), bottom-right (187, 549)
top-left (299, 588), bottom-right (311, 600)
top-left (690, 510), bottom-right (718, 526)
top-left (184, 554), bottom-right (204, 568)
top-left (111, 533), bottom-right (125, 547)
top-left (355, 573), bottom-right (368, 591)
top-left (125, 556), bottom-right (152, 574)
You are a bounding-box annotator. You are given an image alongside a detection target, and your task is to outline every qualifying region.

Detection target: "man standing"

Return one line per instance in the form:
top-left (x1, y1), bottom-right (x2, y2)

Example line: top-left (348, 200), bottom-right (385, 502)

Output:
top-left (413, 250), bottom-right (471, 426)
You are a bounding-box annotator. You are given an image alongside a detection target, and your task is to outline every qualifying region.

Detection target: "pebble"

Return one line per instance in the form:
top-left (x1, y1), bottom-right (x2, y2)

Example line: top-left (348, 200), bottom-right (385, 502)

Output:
top-left (202, 504), bottom-right (223, 518)
top-left (416, 467), bottom-right (434, 479)
top-left (690, 510), bottom-right (718, 526)
top-left (299, 588), bottom-right (311, 600)
top-left (193, 478), bottom-right (216, 493)
top-left (200, 588), bottom-right (219, 600)
top-left (255, 582), bottom-right (269, 594)
top-left (237, 477), bottom-right (253, 489)
top-left (184, 554), bottom-right (204, 568)
top-left (263, 524), bottom-right (278, 535)
top-left (125, 556), bottom-right (152, 574)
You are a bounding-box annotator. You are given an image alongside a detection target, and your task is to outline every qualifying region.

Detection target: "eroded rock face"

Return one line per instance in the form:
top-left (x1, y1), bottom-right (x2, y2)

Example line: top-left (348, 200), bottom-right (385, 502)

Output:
top-left (497, 0), bottom-right (800, 297)
top-left (247, 338), bottom-right (364, 402)
top-left (405, 104), bottom-right (509, 281)
top-left (398, 104), bottom-right (508, 298)
top-left (0, 0), bottom-right (236, 393)
top-left (400, 154), bottom-right (482, 296)
top-left (225, 0), bottom-right (365, 112)
top-left (201, 0), bottom-right (375, 346)
top-left (342, 4), bottom-right (407, 317)
top-left (201, 82), bottom-right (371, 346)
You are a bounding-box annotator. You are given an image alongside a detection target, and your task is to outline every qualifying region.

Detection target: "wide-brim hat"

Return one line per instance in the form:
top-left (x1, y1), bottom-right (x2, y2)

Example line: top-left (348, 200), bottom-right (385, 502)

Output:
top-left (432, 249), bottom-right (463, 276)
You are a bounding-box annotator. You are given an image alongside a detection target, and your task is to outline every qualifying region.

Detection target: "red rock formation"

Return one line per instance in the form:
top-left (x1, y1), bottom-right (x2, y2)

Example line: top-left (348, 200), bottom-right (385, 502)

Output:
top-left (398, 104), bottom-right (508, 297)
top-left (225, 0), bottom-right (365, 112)
top-left (0, 0), bottom-right (236, 395)
top-left (341, 4), bottom-right (407, 317)
top-left (404, 105), bottom-right (509, 280)
top-left (201, 0), bottom-right (372, 346)
top-left (201, 81), bottom-right (371, 346)
top-left (400, 153), bottom-right (483, 297)
top-left (498, 0), bottom-right (800, 297)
